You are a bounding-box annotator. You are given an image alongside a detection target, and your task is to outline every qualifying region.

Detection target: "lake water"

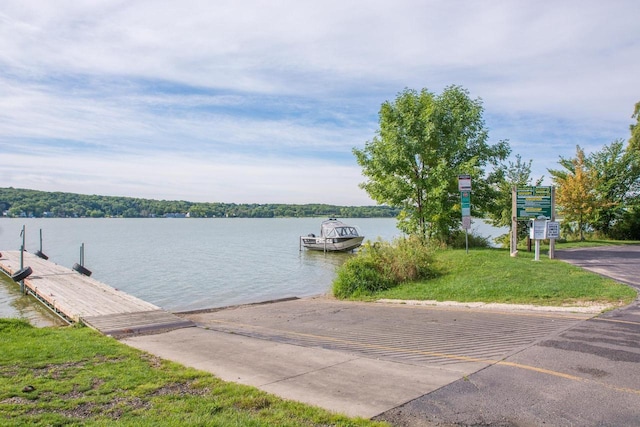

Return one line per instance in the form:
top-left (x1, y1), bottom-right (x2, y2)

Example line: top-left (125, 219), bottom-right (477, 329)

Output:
top-left (0, 217), bottom-right (506, 325)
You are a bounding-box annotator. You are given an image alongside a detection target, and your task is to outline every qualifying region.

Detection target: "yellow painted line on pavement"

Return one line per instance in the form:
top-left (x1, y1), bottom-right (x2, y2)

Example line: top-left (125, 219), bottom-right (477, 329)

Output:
top-left (205, 318), bottom-right (640, 397)
top-left (497, 361), bottom-right (582, 381)
top-left (381, 302), bottom-right (597, 320)
top-left (592, 317), bottom-right (640, 326)
top-left (497, 361), bottom-right (640, 396)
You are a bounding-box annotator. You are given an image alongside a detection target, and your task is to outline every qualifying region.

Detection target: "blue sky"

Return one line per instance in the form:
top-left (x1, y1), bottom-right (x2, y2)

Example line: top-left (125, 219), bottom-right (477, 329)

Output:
top-left (1, 1), bottom-right (638, 205)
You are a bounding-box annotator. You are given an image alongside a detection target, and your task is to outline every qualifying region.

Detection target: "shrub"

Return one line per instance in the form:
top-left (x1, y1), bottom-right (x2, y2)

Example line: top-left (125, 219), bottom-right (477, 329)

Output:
top-left (447, 230), bottom-right (491, 249)
top-left (607, 209), bottom-right (640, 240)
top-left (332, 237), bottom-right (434, 298)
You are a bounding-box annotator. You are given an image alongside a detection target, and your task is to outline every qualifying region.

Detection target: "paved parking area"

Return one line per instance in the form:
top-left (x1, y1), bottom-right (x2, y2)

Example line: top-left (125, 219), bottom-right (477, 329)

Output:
top-left (555, 244), bottom-right (640, 287)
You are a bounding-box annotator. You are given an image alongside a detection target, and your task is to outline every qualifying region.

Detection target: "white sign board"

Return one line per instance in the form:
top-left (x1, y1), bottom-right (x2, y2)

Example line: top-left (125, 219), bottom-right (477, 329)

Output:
top-left (458, 175), bottom-right (472, 191)
top-left (546, 221), bottom-right (560, 239)
top-left (530, 219), bottom-right (547, 240)
top-left (462, 216), bottom-right (471, 230)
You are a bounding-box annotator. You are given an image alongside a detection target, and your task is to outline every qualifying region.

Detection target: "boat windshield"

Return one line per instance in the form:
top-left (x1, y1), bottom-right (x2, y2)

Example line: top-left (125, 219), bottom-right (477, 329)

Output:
top-left (322, 225), bottom-right (359, 238)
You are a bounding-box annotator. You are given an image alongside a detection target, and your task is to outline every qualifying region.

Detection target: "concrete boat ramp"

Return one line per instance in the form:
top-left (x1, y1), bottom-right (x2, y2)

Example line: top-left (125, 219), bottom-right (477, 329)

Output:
top-left (0, 250), bottom-right (193, 335)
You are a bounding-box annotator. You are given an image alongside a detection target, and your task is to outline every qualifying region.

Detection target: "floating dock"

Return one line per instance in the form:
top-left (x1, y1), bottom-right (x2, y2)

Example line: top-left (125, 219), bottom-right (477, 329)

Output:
top-left (0, 250), bottom-right (194, 336)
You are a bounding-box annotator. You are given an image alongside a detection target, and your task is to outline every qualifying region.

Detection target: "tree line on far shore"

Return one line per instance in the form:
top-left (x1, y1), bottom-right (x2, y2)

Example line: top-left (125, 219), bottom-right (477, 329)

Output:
top-left (0, 187), bottom-right (400, 219)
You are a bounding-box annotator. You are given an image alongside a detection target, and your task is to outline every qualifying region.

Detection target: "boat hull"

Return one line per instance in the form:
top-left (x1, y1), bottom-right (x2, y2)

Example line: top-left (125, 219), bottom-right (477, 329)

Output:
top-left (301, 236), bottom-right (364, 252)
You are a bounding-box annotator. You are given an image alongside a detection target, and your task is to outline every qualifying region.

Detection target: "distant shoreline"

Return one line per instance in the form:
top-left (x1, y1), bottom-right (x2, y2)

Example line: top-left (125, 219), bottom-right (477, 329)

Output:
top-left (1, 187), bottom-right (400, 219)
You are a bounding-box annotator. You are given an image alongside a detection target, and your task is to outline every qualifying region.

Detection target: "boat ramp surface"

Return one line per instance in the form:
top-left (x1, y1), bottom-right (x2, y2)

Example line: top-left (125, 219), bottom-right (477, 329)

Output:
top-left (0, 250), bottom-right (193, 336)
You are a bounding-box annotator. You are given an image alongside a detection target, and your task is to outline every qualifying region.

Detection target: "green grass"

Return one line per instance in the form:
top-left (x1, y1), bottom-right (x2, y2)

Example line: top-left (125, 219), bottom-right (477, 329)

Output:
top-left (374, 247), bottom-right (637, 307)
top-left (0, 319), bottom-right (387, 426)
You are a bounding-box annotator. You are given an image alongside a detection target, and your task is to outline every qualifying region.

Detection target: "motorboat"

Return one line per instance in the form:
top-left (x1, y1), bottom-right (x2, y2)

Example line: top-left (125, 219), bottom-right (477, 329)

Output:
top-left (300, 218), bottom-right (364, 252)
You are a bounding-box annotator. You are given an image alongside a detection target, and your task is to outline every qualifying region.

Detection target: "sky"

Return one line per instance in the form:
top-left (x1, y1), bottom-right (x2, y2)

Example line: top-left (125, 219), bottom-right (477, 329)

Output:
top-left (1, 1), bottom-right (638, 205)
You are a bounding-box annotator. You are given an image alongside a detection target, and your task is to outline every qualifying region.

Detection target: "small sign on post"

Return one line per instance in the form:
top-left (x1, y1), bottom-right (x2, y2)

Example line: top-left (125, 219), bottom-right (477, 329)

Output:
top-left (458, 174), bottom-right (472, 192)
top-left (546, 221), bottom-right (560, 239)
top-left (530, 219), bottom-right (547, 240)
top-left (458, 175), bottom-right (472, 253)
top-left (529, 219), bottom-right (547, 261)
top-left (462, 216), bottom-right (471, 230)
top-left (461, 191), bottom-right (471, 219)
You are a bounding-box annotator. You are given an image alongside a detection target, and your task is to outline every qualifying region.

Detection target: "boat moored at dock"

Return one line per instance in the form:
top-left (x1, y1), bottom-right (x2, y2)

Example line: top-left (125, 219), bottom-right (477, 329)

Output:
top-left (300, 218), bottom-right (364, 252)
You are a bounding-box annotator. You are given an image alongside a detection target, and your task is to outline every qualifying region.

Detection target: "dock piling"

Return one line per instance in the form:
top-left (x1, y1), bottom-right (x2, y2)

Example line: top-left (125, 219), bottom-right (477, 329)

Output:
top-left (20, 225), bottom-right (25, 294)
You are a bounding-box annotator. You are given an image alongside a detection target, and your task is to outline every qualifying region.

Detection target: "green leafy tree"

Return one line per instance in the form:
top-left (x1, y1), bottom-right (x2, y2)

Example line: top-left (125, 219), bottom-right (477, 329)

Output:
top-left (589, 139), bottom-right (640, 236)
top-left (353, 86), bottom-right (510, 242)
top-left (629, 101), bottom-right (640, 152)
top-left (549, 146), bottom-right (600, 240)
top-left (488, 154), bottom-right (543, 228)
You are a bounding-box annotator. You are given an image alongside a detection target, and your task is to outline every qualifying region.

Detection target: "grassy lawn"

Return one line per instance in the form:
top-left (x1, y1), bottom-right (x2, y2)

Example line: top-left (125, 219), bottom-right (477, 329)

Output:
top-left (374, 247), bottom-right (637, 307)
top-left (0, 319), bottom-right (387, 427)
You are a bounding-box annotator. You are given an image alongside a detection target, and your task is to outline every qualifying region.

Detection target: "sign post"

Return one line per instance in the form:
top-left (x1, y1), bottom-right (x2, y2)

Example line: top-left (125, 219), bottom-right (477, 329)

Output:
top-left (458, 175), bottom-right (472, 254)
top-left (530, 219), bottom-right (547, 261)
top-left (20, 225), bottom-right (25, 294)
top-left (516, 186), bottom-right (552, 220)
top-left (513, 186), bottom-right (557, 259)
top-left (461, 190), bottom-right (471, 253)
top-left (511, 187), bottom-right (517, 256)
top-left (458, 175), bottom-right (472, 192)
top-left (549, 186), bottom-right (556, 259)
top-left (460, 191), bottom-right (471, 218)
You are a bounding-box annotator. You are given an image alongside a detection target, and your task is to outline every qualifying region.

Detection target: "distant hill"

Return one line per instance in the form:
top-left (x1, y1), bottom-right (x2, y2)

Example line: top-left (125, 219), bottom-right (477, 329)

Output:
top-left (0, 187), bottom-right (400, 219)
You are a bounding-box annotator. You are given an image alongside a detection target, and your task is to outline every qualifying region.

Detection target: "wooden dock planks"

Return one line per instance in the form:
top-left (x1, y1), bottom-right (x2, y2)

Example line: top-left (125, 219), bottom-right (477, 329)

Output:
top-left (0, 250), bottom-right (193, 336)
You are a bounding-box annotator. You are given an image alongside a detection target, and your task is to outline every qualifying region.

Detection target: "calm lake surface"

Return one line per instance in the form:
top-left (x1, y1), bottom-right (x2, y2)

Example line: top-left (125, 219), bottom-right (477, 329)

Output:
top-left (0, 217), bottom-right (506, 325)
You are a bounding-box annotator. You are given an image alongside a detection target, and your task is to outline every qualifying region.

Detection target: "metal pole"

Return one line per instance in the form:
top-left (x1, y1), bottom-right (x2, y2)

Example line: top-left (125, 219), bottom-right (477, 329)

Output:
top-left (549, 186), bottom-right (556, 259)
top-left (20, 226), bottom-right (25, 269)
top-left (510, 187), bottom-right (518, 257)
top-left (465, 229), bottom-right (469, 254)
top-left (20, 225), bottom-right (25, 294)
top-left (39, 229), bottom-right (43, 252)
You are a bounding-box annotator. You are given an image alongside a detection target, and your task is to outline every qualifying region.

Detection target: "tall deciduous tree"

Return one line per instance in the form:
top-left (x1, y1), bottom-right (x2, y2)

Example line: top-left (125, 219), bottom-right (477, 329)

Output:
top-left (629, 101), bottom-right (640, 152)
top-left (589, 139), bottom-right (640, 235)
top-left (549, 146), bottom-right (600, 240)
top-left (353, 86), bottom-right (510, 242)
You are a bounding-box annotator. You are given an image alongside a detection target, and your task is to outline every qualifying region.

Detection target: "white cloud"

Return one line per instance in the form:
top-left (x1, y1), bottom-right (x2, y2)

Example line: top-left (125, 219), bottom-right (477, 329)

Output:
top-left (0, 0), bottom-right (638, 204)
top-left (0, 150), bottom-right (373, 205)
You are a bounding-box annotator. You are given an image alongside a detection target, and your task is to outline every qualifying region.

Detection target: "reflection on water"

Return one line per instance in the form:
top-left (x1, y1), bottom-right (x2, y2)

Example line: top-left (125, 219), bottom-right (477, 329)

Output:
top-left (300, 249), bottom-right (354, 268)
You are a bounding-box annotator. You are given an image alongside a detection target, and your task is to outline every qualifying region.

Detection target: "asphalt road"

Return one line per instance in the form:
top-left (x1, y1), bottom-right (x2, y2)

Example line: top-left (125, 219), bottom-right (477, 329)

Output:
top-left (375, 245), bottom-right (640, 426)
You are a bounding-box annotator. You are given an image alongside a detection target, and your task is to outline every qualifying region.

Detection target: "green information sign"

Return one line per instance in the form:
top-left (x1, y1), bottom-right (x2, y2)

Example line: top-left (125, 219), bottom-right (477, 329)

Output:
top-left (461, 191), bottom-right (471, 217)
top-left (516, 186), bottom-right (552, 220)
